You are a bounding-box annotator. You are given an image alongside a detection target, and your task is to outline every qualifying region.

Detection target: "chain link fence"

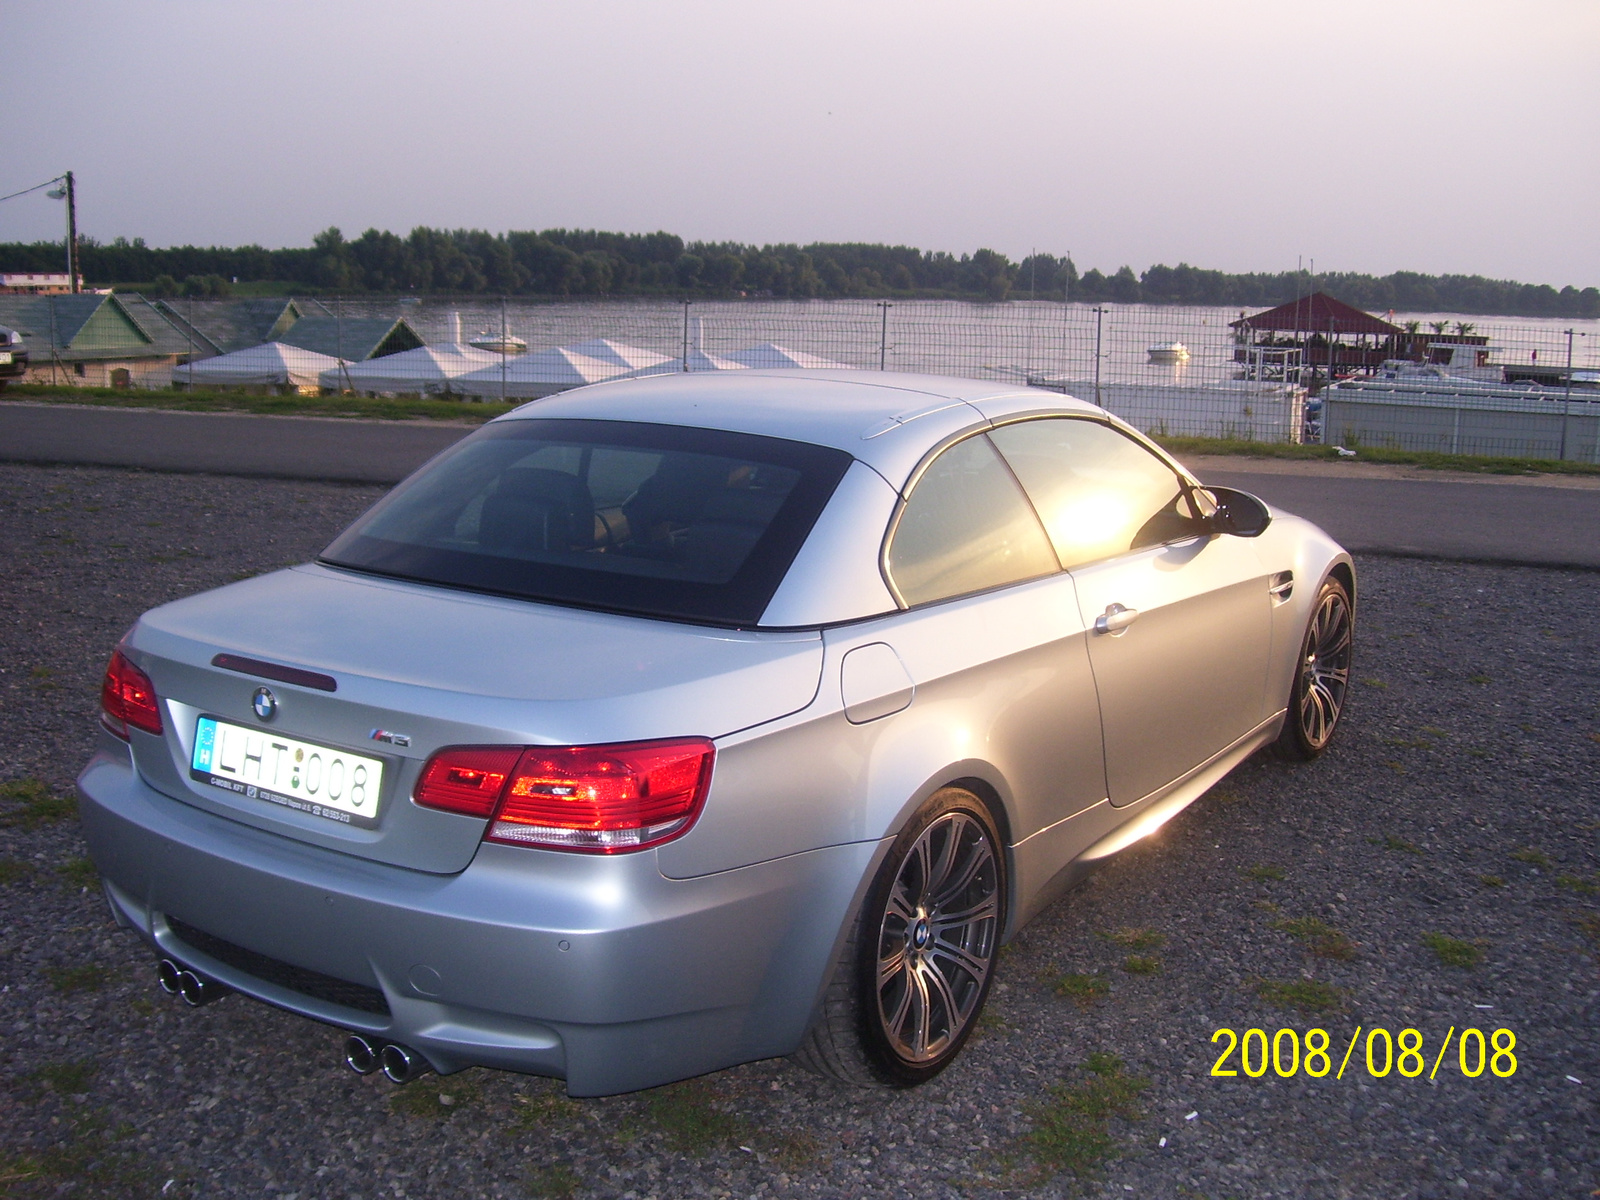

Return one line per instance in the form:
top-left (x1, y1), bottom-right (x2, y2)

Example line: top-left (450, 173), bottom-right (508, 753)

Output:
top-left (3, 292), bottom-right (1596, 460)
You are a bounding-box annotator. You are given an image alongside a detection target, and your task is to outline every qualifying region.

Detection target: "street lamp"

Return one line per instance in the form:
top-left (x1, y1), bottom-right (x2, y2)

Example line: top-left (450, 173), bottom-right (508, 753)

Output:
top-left (1, 171), bottom-right (79, 293)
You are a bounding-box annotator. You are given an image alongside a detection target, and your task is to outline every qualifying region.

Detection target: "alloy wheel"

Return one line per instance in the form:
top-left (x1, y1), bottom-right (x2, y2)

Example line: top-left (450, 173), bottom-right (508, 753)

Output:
top-left (1298, 586), bottom-right (1352, 749)
top-left (874, 809), bottom-right (1000, 1065)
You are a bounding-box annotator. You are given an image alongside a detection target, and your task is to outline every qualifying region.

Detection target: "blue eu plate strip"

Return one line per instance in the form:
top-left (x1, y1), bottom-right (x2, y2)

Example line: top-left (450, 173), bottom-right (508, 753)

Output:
top-left (193, 717), bottom-right (217, 772)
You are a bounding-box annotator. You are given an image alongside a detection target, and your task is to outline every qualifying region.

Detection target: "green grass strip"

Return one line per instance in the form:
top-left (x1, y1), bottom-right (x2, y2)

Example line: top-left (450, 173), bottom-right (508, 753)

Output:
top-left (2, 383), bottom-right (516, 424)
top-left (1155, 434), bottom-right (1600, 477)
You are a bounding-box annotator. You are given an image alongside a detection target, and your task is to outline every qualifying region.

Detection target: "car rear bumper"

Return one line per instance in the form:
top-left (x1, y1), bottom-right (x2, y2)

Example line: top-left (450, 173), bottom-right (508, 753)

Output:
top-left (78, 746), bottom-right (881, 1095)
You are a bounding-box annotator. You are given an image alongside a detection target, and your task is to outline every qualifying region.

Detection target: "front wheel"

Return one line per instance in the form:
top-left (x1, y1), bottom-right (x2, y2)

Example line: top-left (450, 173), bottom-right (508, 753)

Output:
top-left (795, 787), bottom-right (1005, 1086)
top-left (1273, 575), bottom-right (1353, 761)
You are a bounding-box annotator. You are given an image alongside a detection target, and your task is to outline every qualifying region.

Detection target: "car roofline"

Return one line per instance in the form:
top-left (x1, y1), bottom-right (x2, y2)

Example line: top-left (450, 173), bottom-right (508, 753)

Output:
top-left (488, 371), bottom-right (1107, 483)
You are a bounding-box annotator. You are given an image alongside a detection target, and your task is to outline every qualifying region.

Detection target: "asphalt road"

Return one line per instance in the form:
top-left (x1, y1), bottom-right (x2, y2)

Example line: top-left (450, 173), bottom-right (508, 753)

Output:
top-left (4, 400), bottom-right (1599, 568)
top-left (1201, 467), bottom-right (1600, 570)
top-left (0, 401), bottom-right (467, 485)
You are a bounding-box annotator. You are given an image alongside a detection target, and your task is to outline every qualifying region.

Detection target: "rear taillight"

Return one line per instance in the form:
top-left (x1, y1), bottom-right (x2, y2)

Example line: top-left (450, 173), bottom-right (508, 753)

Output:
top-left (414, 738), bottom-right (715, 853)
top-left (100, 649), bottom-right (163, 738)
top-left (413, 747), bottom-right (522, 818)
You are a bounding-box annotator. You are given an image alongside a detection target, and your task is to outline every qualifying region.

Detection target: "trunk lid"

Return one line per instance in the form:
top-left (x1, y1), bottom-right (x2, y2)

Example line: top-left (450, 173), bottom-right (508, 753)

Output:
top-left (123, 564), bottom-right (822, 873)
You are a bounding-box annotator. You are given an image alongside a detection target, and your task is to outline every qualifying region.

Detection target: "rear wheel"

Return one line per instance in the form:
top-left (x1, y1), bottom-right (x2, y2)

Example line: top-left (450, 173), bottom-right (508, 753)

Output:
top-left (1273, 576), bottom-right (1353, 761)
top-left (795, 787), bottom-right (1004, 1086)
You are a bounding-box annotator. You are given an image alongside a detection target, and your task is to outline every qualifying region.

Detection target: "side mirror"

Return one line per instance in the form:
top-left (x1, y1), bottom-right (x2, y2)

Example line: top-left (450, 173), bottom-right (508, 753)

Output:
top-left (1203, 487), bottom-right (1272, 538)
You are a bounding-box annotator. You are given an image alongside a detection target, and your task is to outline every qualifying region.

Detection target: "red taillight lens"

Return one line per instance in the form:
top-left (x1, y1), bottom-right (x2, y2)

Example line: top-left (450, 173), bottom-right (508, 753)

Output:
top-left (100, 649), bottom-right (163, 738)
top-left (413, 746), bottom-right (523, 817)
top-left (413, 738), bottom-right (715, 853)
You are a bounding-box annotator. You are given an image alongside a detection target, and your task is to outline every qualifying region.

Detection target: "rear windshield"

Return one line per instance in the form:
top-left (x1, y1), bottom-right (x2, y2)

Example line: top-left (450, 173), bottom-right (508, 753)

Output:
top-left (320, 418), bottom-right (853, 625)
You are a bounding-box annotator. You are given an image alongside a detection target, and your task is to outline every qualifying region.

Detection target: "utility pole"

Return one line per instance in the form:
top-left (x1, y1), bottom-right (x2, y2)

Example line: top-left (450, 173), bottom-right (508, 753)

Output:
top-left (65, 171), bottom-right (79, 293)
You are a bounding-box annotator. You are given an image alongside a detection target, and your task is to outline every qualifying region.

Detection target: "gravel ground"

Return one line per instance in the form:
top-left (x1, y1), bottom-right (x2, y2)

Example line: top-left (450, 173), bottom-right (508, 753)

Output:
top-left (1, 461), bottom-right (1596, 1200)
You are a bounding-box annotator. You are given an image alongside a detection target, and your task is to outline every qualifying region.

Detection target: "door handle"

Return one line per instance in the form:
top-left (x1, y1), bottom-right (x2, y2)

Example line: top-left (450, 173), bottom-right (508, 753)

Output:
top-left (1095, 603), bottom-right (1139, 636)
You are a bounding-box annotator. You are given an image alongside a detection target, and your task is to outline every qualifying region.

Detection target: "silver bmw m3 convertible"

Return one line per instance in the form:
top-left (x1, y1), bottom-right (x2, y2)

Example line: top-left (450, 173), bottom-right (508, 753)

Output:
top-left (79, 371), bottom-right (1353, 1095)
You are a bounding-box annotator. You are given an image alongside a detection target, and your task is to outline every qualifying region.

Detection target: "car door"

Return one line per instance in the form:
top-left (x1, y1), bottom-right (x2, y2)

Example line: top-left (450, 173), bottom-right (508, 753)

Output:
top-left (988, 418), bottom-right (1272, 807)
top-left (875, 432), bottom-right (1109, 844)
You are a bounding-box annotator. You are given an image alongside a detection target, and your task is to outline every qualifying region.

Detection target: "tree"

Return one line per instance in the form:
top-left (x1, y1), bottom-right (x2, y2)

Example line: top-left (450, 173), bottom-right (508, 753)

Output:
top-left (702, 253), bottom-right (745, 292)
top-left (960, 249), bottom-right (1014, 300)
top-left (674, 253), bottom-right (704, 290)
top-left (5, 225), bottom-right (1593, 312)
top-left (790, 253), bottom-right (822, 298)
top-left (312, 227), bottom-right (355, 289)
top-left (179, 273), bottom-right (231, 297)
top-left (1108, 266), bottom-right (1141, 304)
top-left (580, 251), bottom-right (614, 294)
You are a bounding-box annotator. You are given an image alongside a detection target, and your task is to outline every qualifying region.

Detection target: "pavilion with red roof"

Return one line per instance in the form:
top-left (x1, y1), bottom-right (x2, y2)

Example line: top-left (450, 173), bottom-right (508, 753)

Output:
top-left (1230, 292), bottom-right (1411, 381)
top-left (1230, 292), bottom-right (1402, 338)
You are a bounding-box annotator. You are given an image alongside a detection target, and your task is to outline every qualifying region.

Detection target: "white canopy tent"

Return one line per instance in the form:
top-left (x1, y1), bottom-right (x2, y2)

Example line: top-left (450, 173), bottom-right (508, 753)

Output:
top-left (174, 342), bottom-right (342, 390)
top-left (453, 346), bottom-right (625, 399)
top-left (318, 343), bottom-right (503, 395)
top-left (727, 342), bottom-right (854, 369)
top-left (561, 338), bottom-right (674, 373)
top-left (621, 347), bottom-right (749, 378)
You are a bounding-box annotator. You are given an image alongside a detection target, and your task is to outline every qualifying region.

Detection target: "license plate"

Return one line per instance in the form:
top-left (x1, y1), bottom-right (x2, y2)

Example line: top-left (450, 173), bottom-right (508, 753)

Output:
top-left (191, 716), bottom-right (385, 827)
top-left (0, 352), bottom-right (11, 365)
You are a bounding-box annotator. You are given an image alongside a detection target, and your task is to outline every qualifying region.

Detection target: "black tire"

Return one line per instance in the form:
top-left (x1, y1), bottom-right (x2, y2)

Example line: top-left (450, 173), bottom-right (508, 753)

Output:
top-left (1273, 575), bottom-right (1353, 761)
top-left (794, 787), bottom-right (1005, 1087)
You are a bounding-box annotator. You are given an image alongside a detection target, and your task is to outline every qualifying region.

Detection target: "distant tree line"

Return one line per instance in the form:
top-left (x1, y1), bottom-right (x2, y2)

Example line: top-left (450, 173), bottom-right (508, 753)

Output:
top-left (2, 228), bottom-right (1595, 318)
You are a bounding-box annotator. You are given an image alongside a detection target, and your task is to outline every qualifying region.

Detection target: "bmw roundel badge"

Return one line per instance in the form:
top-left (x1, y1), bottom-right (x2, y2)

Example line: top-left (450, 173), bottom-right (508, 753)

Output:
top-left (251, 687), bottom-right (278, 721)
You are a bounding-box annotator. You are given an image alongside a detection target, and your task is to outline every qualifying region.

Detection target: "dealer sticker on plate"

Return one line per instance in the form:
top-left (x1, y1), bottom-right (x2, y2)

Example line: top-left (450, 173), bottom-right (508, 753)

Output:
top-left (191, 716), bottom-right (385, 827)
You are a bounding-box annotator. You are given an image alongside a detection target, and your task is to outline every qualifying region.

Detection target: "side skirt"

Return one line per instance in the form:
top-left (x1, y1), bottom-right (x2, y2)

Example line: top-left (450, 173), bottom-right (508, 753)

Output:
top-left (1006, 710), bottom-right (1286, 934)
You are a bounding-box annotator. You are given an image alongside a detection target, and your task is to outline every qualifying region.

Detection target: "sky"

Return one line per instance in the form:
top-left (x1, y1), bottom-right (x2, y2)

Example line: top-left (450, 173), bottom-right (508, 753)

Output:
top-left (4, 0), bottom-right (1598, 285)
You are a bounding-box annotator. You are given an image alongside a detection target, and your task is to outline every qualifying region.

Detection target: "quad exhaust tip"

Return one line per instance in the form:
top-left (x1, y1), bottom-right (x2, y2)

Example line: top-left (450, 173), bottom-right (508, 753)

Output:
top-left (156, 958), bottom-right (183, 995)
top-left (344, 1034), bottom-right (381, 1075)
top-left (155, 963), bottom-right (428, 1083)
top-left (379, 1042), bottom-right (432, 1085)
top-left (344, 1035), bottom-right (432, 1085)
top-left (155, 958), bottom-right (230, 1007)
top-left (178, 971), bottom-right (230, 1007)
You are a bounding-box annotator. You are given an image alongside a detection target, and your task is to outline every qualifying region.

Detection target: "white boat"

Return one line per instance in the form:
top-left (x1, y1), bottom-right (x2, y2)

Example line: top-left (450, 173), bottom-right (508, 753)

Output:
top-left (468, 330), bottom-right (528, 355)
top-left (1370, 344), bottom-right (1500, 385)
top-left (1147, 341), bottom-right (1190, 364)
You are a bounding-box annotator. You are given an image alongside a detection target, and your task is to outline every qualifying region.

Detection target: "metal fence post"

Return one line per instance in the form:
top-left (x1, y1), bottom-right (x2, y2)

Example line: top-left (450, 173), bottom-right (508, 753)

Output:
top-left (336, 295), bottom-right (352, 392)
top-left (878, 301), bottom-right (892, 370)
top-left (48, 295), bottom-right (59, 386)
top-left (184, 294), bottom-right (194, 388)
top-left (680, 300), bottom-right (691, 370)
top-left (1093, 305), bottom-right (1104, 408)
top-left (1560, 328), bottom-right (1574, 461)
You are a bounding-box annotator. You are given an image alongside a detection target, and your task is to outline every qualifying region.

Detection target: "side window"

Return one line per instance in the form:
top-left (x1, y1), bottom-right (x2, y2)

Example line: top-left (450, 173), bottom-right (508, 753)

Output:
top-left (886, 434), bottom-right (1059, 607)
top-left (988, 418), bottom-right (1202, 570)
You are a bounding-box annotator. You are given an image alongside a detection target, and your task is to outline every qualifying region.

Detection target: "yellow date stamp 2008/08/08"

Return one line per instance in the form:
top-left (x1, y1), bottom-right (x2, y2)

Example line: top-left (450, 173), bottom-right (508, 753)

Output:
top-left (1210, 1026), bottom-right (1518, 1081)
